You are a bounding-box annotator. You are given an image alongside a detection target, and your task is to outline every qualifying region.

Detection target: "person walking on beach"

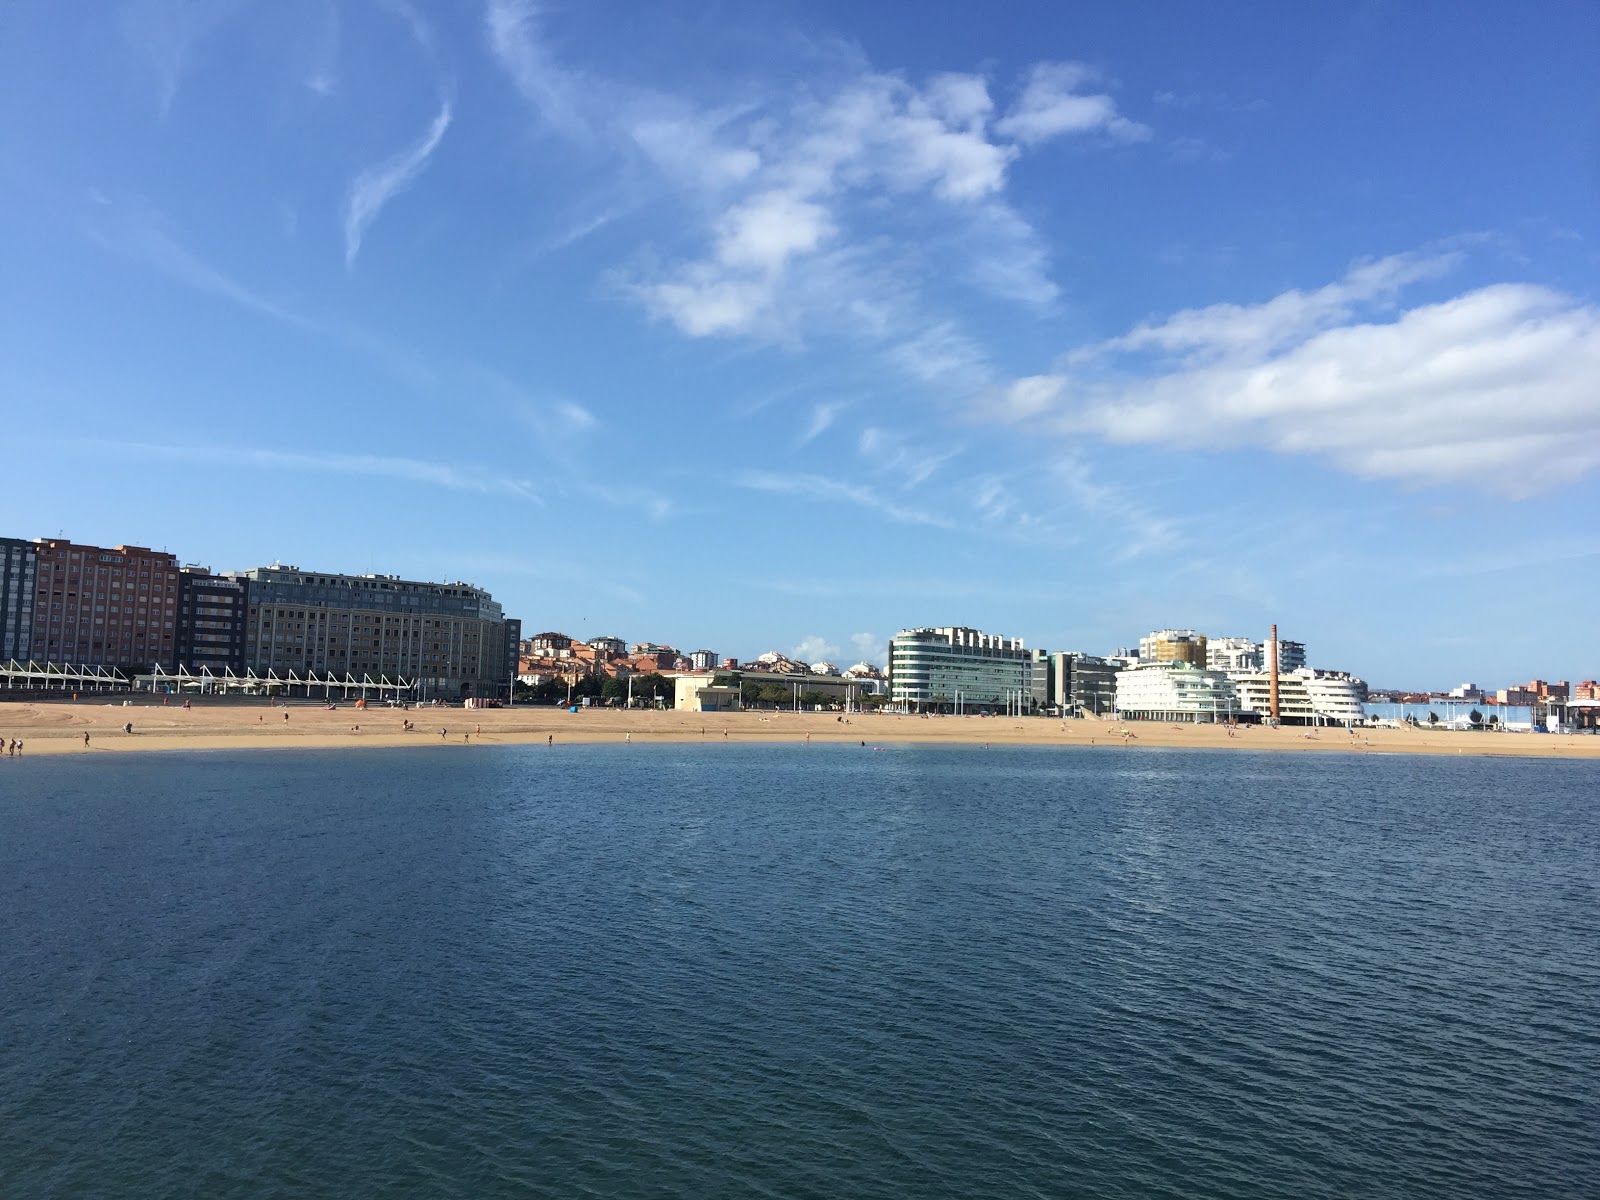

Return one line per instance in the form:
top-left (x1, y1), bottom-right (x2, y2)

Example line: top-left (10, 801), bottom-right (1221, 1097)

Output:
top-left (84, 731), bottom-right (90, 748)
top-left (441, 727), bottom-right (447, 740)
top-left (284, 711), bottom-right (289, 722)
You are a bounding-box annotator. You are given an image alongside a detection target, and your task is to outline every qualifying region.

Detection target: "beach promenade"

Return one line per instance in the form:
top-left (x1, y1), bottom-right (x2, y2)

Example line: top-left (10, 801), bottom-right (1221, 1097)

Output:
top-left (3, 699), bottom-right (1597, 760)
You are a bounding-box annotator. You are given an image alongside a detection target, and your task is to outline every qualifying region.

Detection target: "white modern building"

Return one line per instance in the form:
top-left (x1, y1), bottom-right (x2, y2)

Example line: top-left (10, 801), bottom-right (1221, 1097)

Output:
top-left (889, 626), bottom-right (1032, 712)
top-left (1207, 636), bottom-right (1263, 673)
top-left (1114, 661), bottom-right (1239, 722)
top-left (1232, 668), bottom-right (1366, 726)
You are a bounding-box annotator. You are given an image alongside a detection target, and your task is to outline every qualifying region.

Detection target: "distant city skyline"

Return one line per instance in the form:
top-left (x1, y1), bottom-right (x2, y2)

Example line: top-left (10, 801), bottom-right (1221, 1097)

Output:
top-left (3, 2), bottom-right (1596, 690)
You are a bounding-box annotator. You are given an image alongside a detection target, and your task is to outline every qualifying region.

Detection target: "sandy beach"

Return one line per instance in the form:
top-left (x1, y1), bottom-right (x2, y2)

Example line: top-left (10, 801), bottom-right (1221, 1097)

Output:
top-left (1, 698), bottom-right (1596, 760)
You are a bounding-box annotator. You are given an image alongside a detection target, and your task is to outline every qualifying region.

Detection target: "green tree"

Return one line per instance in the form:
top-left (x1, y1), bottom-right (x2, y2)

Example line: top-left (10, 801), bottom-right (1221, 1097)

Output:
top-left (1427, 711), bottom-right (1439, 726)
top-left (1469, 708), bottom-right (1483, 727)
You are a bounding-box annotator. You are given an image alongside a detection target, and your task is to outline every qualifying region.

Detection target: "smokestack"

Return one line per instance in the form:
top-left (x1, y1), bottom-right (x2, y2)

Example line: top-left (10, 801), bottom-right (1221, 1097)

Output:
top-left (1269, 623), bottom-right (1280, 722)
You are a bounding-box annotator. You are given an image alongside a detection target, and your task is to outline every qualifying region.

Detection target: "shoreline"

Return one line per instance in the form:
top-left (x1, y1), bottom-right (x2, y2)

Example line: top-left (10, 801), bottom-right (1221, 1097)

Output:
top-left (2, 700), bottom-right (1597, 761)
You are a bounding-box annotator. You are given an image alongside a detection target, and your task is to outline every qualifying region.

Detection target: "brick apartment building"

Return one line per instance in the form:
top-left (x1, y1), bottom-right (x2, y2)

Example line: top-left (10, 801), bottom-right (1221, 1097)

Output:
top-left (29, 539), bottom-right (182, 670)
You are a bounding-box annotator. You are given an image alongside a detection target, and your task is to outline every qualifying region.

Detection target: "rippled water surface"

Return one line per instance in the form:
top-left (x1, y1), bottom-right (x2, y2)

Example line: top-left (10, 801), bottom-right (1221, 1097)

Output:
top-left (4, 745), bottom-right (1597, 1198)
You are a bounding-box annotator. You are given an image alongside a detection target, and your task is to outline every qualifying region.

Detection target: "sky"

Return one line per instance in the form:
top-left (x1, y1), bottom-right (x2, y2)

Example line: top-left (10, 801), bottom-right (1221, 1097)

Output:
top-left (2, 0), bottom-right (1598, 689)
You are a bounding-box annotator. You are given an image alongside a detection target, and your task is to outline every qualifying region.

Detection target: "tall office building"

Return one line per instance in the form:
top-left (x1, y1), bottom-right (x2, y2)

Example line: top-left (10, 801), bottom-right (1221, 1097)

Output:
top-left (232, 565), bottom-right (514, 698)
top-left (888, 626), bottom-right (1032, 711)
top-left (1, 537), bottom-right (38, 660)
top-left (29, 539), bottom-right (181, 669)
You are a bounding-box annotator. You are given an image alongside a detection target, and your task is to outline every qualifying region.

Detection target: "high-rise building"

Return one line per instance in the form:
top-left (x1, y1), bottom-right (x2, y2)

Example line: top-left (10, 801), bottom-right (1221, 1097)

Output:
top-left (29, 539), bottom-right (181, 669)
top-left (1, 537), bottom-right (38, 660)
top-left (888, 626), bottom-right (1031, 711)
top-left (176, 568), bottom-right (249, 673)
top-left (1269, 638), bottom-right (1307, 673)
top-left (1139, 629), bottom-right (1208, 666)
top-left (232, 565), bottom-right (514, 698)
top-left (691, 648), bottom-right (717, 671)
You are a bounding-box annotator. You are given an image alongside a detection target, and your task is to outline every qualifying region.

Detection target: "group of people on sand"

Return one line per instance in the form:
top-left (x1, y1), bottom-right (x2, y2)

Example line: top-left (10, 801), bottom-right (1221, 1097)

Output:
top-left (4, 737), bottom-right (21, 756)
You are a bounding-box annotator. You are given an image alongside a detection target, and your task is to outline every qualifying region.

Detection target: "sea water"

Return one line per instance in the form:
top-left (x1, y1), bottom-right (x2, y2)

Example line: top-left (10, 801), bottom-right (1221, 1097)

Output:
top-left (2, 744), bottom-right (1596, 1198)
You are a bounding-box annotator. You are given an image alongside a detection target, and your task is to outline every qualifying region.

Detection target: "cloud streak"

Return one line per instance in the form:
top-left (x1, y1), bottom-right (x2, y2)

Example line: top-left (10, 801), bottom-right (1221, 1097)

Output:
top-left (736, 470), bottom-right (957, 528)
top-left (100, 441), bottom-right (540, 502)
top-left (343, 98), bottom-right (454, 267)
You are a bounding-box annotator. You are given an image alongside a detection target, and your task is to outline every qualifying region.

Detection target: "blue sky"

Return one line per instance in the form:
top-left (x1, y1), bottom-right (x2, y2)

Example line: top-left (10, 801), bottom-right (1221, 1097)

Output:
top-left (3, 1), bottom-right (1597, 688)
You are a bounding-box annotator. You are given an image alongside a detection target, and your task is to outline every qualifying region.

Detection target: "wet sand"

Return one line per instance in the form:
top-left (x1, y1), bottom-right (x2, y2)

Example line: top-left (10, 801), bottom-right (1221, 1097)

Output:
top-left (2, 698), bottom-right (1596, 760)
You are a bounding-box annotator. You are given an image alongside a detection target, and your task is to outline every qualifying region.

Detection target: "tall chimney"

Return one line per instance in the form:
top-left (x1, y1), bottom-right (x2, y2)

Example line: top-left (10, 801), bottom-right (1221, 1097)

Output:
top-left (1269, 623), bottom-right (1280, 722)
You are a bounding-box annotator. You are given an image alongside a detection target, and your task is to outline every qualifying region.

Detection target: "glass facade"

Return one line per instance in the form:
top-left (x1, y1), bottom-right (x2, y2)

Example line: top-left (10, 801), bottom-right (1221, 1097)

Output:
top-left (889, 627), bottom-right (1031, 710)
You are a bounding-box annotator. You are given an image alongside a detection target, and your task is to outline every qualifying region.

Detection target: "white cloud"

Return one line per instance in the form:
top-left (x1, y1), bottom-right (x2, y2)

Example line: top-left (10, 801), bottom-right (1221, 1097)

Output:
top-left (1010, 257), bottom-right (1600, 493)
top-left (849, 632), bottom-right (882, 665)
top-left (714, 190), bottom-right (835, 270)
top-left (483, 12), bottom-right (1145, 386)
top-left (629, 111), bottom-right (761, 188)
top-left (996, 62), bottom-right (1150, 145)
top-left (343, 98), bottom-right (453, 267)
top-left (792, 635), bottom-right (840, 663)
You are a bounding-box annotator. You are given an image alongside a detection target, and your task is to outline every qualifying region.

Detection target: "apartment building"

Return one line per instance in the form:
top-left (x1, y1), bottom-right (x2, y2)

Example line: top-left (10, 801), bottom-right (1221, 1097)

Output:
top-left (1, 537), bottom-right (37, 660)
top-left (232, 565), bottom-right (514, 698)
top-left (1233, 668), bottom-right (1366, 725)
top-left (1114, 660), bottom-right (1239, 722)
top-left (28, 539), bottom-right (182, 670)
top-left (176, 569), bottom-right (249, 673)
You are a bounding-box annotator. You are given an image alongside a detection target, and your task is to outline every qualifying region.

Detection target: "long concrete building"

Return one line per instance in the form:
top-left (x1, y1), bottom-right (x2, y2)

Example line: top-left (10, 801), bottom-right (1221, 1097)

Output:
top-left (230, 565), bottom-right (516, 699)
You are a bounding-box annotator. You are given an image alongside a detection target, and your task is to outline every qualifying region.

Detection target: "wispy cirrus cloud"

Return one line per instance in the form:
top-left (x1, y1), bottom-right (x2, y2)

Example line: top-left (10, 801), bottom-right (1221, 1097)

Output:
top-left (799, 399), bottom-right (848, 445)
top-left (343, 98), bottom-right (453, 267)
top-left (87, 199), bottom-right (439, 386)
top-left (121, 0), bottom-right (243, 115)
top-left (484, 0), bottom-right (589, 138)
top-left (97, 440), bottom-right (540, 502)
top-left (736, 470), bottom-right (956, 528)
top-left (88, 201), bottom-right (309, 327)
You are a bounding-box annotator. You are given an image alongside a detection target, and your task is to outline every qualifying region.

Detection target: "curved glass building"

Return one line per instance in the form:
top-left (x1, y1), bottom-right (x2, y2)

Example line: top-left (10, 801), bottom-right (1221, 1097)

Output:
top-left (888, 626), bottom-right (1032, 712)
